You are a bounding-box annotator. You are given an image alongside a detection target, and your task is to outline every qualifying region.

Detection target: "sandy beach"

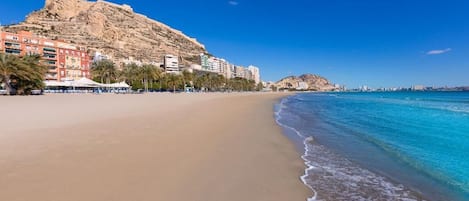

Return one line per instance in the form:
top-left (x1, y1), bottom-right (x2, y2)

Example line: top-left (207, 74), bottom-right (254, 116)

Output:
top-left (0, 93), bottom-right (309, 201)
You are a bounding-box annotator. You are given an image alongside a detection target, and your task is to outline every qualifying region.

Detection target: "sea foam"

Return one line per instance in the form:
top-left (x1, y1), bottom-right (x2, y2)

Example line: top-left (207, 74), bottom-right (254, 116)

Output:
top-left (275, 95), bottom-right (426, 201)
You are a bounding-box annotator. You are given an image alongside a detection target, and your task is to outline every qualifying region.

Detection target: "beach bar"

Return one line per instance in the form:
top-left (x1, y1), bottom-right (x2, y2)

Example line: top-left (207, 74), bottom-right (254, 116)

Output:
top-left (44, 77), bottom-right (130, 93)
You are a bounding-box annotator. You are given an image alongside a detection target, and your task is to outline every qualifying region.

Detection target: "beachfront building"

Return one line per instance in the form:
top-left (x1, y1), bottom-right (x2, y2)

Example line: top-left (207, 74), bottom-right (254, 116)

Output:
top-left (225, 62), bottom-right (235, 79)
top-left (218, 59), bottom-right (235, 78)
top-left (208, 57), bottom-right (220, 73)
top-left (234, 66), bottom-right (246, 78)
top-left (164, 54), bottom-right (179, 74)
top-left (196, 53), bottom-right (261, 81)
top-left (0, 30), bottom-right (91, 81)
top-left (412, 85), bottom-right (425, 91)
top-left (244, 68), bottom-right (253, 81)
top-left (247, 65), bottom-right (260, 84)
top-left (57, 42), bottom-right (91, 81)
top-left (200, 53), bottom-right (210, 71)
top-left (297, 82), bottom-right (309, 90)
top-left (93, 52), bottom-right (110, 62)
top-left (190, 64), bottom-right (202, 71)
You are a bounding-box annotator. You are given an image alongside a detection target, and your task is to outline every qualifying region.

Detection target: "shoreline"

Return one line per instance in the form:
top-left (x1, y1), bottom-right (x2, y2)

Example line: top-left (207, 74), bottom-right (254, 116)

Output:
top-left (0, 93), bottom-right (310, 201)
top-left (275, 94), bottom-right (427, 200)
top-left (274, 93), bottom-right (464, 201)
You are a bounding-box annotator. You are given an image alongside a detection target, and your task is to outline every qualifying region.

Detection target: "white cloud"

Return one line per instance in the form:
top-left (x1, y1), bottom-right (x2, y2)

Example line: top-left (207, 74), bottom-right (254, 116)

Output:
top-left (228, 1), bottom-right (239, 6)
top-left (426, 48), bottom-right (451, 55)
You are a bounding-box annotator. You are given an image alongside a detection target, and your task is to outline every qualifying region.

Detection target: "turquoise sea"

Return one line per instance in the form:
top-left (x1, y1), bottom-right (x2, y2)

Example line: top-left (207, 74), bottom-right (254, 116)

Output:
top-left (275, 92), bottom-right (469, 201)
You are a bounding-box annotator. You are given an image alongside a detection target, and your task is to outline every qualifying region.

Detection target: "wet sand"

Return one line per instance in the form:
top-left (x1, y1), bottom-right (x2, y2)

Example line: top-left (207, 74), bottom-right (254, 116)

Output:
top-left (0, 93), bottom-right (310, 201)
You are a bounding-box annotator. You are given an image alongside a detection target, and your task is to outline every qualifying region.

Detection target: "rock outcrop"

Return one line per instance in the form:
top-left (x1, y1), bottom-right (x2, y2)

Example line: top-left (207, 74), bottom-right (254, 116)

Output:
top-left (3, 0), bottom-right (207, 64)
top-left (276, 74), bottom-right (336, 91)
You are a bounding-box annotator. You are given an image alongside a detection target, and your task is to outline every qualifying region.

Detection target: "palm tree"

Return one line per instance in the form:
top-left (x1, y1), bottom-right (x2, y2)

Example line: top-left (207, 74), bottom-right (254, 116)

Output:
top-left (139, 64), bottom-right (161, 92)
top-left (0, 53), bottom-right (18, 95)
top-left (91, 59), bottom-right (117, 85)
top-left (181, 70), bottom-right (194, 91)
top-left (15, 54), bottom-right (47, 95)
top-left (119, 63), bottom-right (139, 84)
top-left (256, 82), bottom-right (264, 91)
top-left (194, 72), bottom-right (210, 92)
top-left (212, 74), bottom-right (226, 91)
top-left (0, 53), bottom-right (46, 95)
top-left (166, 74), bottom-right (182, 92)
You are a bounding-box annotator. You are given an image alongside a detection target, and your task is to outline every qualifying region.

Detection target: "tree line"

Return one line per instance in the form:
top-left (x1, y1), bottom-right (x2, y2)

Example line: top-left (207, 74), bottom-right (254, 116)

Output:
top-left (91, 59), bottom-right (263, 92)
top-left (0, 53), bottom-right (263, 95)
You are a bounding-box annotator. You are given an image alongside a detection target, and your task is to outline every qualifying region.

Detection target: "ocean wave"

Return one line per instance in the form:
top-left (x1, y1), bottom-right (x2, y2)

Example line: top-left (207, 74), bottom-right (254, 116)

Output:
top-left (301, 140), bottom-right (422, 201)
top-left (274, 96), bottom-right (424, 201)
top-left (275, 96), bottom-right (316, 200)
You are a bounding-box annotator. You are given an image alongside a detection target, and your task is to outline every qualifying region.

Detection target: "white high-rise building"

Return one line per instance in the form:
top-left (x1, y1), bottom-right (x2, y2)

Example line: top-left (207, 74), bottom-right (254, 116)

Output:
top-left (244, 68), bottom-right (253, 81)
top-left (234, 66), bottom-right (245, 78)
top-left (208, 57), bottom-right (220, 73)
top-left (200, 54), bottom-right (210, 71)
top-left (225, 63), bottom-right (234, 79)
top-left (248, 65), bottom-right (260, 84)
top-left (164, 55), bottom-right (179, 74)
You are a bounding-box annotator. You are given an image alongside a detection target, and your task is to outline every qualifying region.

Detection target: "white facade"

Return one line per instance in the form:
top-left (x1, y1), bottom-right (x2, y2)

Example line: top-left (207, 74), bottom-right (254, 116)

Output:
top-left (225, 63), bottom-right (234, 79)
top-left (247, 65), bottom-right (260, 84)
top-left (190, 64), bottom-right (202, 71)
top-left (164, 54), bottom-right (179, 74)
top-left (244, 68), bottom-right (253, 80)
top-left (297, 82), bottom-right (309, 90)
top-left (412, 85), bottom-right (425, 91)
top-left (361, 85), bottom-right (369, 91)
top-left (196, 54), bottom-right (260, 81)
top-left (208, 57), bottom-right (220, 73)
top-left (234, 66), bottom-right (245, 78)
top-left (93, 52), bottom-right (109, 62)
top-left (200, 54), bottom-right (210, 71)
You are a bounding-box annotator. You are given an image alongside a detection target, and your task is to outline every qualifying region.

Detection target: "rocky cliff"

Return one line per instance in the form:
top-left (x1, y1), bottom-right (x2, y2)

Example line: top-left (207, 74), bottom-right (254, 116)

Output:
top-left (3, 0), bottom-right (207, 64)
top-left (276, 74), bottom-right (336, 91)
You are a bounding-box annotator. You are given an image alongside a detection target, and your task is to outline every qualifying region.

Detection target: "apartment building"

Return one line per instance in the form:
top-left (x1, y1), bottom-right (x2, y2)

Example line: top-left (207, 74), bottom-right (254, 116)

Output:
top-left (0, 31), bottom-right (91, 81)
top-left (247, 65), bottom-right (260, 84)
top-left (164, 54), bottom-right (179, 74)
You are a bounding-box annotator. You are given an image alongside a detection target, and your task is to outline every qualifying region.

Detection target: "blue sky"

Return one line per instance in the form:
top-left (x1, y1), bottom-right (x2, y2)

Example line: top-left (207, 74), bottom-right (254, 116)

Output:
top-left (1, 0), bottom-right (469, 88)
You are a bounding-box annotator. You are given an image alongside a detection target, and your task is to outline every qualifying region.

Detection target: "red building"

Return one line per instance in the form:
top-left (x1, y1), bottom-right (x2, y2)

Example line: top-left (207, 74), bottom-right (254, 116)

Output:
top-left (57, 42), bottom-right (91, 81)
top-left (0, 30), bottom-right (91, 81)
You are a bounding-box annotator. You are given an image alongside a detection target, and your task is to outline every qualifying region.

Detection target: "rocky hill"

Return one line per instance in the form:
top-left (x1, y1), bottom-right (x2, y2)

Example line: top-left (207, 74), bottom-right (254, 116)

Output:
top-left (276, 74), bottom-right (336, 91)
top-left (2, 0), bottom-right (207, 64)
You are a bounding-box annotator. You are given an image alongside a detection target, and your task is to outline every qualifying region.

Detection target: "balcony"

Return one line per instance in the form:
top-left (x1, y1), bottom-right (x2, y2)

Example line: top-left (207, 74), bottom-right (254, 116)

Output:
top-left (41, 60), bottom-right (56, 66)
top-left (45, 74), bottom-right (58, 80)
top-left (5, 49), bottom-right (21, 55)
top-left (43, 56), bottom-right (57, 60)
top-left (48, 68), bottom-right (58, 73)
top-left (43, 48), bottom-right (57, 55)
top-left (4, 43), bottom-right (21, 50)
top-left (43, 51), bottom-right (57, 55)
